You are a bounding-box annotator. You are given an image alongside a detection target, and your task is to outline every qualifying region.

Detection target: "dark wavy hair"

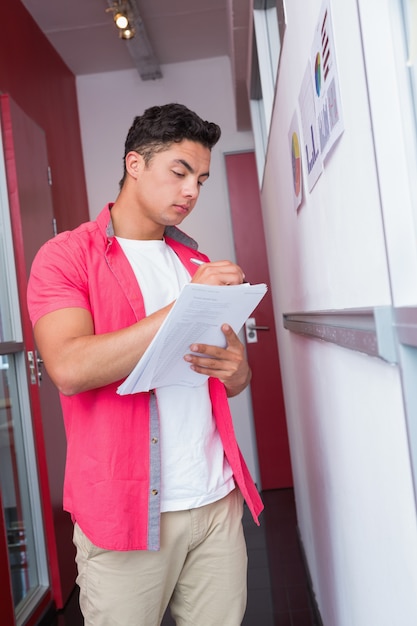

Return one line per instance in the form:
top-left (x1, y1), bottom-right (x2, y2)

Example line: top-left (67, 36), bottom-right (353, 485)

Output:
top-left (119, 103), bottom-right (221, 188)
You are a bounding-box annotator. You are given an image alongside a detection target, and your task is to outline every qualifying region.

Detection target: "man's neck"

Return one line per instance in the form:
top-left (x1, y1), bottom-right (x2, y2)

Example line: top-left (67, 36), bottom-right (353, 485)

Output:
top-left (110, 199), bottom-right (165, 241)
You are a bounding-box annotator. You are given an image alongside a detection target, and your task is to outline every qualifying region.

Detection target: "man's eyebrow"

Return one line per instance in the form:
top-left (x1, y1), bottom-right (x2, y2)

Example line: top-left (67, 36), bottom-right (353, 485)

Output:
top-left (174, 159), bottom-right (210, 179)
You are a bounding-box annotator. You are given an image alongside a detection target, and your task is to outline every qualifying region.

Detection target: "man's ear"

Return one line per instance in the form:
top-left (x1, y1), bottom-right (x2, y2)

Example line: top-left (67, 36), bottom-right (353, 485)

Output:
top-left (125, 151), bottom-right (144, 179)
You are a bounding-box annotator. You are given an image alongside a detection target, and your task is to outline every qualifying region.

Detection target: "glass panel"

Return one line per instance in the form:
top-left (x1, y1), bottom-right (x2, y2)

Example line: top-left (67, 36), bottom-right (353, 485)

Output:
top-left (0, 112), bottom-right (49, 623)
top-left (401, 0), bottom-right (417, 122)
top-left (395, 0), bottom-right (417, 255)
top-left (0, 224), bottom-right (14, 342)
top-left (0, 353), bottom-right (46, 611)
top-left (250, 0), bottom-right (286, 187)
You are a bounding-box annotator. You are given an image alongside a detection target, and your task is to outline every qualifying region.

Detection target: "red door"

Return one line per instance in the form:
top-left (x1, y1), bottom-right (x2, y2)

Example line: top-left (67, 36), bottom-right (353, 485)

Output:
top-left (225, 151), bottom-right (293, 490)
top-left (1, 94), bottom-right (76, 608)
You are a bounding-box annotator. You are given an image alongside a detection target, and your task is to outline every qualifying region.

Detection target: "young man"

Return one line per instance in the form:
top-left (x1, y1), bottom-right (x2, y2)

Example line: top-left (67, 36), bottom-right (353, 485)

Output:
top-left (27, 103), bottom-right (263, 625)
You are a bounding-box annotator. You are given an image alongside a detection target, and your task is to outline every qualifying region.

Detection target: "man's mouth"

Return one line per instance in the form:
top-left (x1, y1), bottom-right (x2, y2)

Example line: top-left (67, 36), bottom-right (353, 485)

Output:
top-left (173, 204), bottom-right (190, 213)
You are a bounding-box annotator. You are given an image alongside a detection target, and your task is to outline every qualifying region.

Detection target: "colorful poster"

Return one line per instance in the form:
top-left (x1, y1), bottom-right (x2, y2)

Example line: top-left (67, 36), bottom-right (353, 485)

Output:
top-left (311, 0), bottom-right (344, 160)
top-left (288, 111), bottom-right (303, 211)
top-left (298, 61), bottom-right (323, 192)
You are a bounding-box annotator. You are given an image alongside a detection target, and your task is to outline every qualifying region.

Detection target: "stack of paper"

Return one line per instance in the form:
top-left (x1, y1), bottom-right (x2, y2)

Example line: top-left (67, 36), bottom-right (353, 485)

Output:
top-left (117, 282), bottom-right (267, 394)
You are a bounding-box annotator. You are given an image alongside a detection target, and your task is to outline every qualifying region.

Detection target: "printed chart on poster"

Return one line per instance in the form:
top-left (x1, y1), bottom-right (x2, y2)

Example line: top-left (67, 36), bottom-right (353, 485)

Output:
top-left (311, 0), bottom-right (344, 160)
top-left (288, 111), bottom-right (303, 210)
top-left (292, 0), bottom-right (344, 200)
top-left (298, 61), bottom-right (323, 192)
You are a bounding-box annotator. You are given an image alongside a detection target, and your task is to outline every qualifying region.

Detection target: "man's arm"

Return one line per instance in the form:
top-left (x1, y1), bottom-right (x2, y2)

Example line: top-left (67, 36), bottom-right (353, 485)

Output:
top-left (34, 259), bottom-right (247, 396)
top-left (34, 303), bottom-right (174, 396)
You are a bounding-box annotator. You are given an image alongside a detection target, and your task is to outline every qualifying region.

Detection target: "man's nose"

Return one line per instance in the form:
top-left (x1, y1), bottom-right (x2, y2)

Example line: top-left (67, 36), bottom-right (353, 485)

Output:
top-left (183, 178), bottom-right (200, 198)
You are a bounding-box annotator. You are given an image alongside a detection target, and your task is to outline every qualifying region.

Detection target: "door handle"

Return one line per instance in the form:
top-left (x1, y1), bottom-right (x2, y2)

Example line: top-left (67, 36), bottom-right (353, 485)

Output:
top-left (247, 324), bottom-right (270, 331)
top-left (36, 353), bottom-right (43, 384)
top-left (27, 351), bottom-right (44, 385)
top-left (27, 351), bottom-right (37, 385)
top-left (245, 317), bottom-right (270, 343)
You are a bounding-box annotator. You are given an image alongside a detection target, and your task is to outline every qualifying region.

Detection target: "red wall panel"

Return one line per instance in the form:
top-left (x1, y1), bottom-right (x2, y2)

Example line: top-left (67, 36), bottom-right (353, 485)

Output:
top-left (0, 3), bottom-right (90, 616)
top-left (0, 1), bottom-right (89, 232)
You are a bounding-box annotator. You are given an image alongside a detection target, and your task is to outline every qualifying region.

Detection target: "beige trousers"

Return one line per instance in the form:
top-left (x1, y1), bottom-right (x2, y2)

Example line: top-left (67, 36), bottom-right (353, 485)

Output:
top-left (73, 488), bottom-right (248, 626)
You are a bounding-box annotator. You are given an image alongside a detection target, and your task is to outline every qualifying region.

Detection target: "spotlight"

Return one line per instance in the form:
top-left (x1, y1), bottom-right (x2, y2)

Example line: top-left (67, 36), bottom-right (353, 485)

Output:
top-left (107, 2), bottom-right (135, 39)
top-left (120, 26), bottom-right (135, 40)
top-left (114, 12), bottom-right (129, 30)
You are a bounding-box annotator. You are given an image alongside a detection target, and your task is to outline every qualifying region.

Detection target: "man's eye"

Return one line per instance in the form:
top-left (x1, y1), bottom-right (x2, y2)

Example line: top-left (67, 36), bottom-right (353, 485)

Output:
top-left (172, 170), bottom-right (184, 177)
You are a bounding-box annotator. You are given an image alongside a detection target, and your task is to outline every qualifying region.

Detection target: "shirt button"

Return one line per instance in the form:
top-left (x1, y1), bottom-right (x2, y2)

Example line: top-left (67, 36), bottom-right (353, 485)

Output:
top-left (151, 437), bottom-right (158, 444)
top-left (151, 489), bottom-right (158, 496)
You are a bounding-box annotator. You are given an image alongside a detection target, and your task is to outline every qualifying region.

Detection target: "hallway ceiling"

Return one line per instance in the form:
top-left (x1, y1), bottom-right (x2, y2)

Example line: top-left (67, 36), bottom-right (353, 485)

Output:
top-left (21, 0), bottom-right (252, 129)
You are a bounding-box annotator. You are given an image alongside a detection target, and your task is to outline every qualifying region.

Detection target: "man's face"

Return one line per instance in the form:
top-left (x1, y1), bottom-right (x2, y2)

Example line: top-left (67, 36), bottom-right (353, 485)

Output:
top-left (130, 139), bottom-right (211, 235)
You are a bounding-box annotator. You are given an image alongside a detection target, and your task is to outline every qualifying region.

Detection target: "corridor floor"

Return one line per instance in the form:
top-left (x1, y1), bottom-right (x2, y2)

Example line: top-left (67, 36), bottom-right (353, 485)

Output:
top-left (42, 489), bottom-right (319, 626)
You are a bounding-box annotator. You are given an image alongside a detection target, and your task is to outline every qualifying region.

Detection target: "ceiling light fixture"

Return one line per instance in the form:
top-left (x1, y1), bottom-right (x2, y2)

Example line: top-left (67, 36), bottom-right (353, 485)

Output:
top-left (107, 1), bottom-right (134, 40)
top-left (120, 25), bottom-right (135, 40)
top-left (114, 12), bottom-right (129, 30)
top-left (106, 0), bottom-right (162, 80)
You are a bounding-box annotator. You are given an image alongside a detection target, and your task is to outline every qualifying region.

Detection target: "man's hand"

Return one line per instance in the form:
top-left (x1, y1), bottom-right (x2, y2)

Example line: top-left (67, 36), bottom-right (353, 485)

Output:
top-left (184, 323), bottom-right (251, 397)
top-left (191, 260), bottom-right (245, 286)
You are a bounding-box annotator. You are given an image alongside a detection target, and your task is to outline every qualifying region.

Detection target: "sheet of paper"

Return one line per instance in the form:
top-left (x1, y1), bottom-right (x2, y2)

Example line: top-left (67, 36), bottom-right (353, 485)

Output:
top-left (117, 282), bottom-right (267, 394)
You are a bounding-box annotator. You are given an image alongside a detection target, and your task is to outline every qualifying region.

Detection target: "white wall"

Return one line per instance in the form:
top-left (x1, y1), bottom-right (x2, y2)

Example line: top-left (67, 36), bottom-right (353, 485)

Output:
top-left (75, 56), bottom-right (261, 484)
top-left (262, 0), bottom-right (417, 625)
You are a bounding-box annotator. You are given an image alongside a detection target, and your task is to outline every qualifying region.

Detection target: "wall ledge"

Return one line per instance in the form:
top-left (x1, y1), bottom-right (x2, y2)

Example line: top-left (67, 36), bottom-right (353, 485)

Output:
top-left (282, 306), bottom-right (404, 363)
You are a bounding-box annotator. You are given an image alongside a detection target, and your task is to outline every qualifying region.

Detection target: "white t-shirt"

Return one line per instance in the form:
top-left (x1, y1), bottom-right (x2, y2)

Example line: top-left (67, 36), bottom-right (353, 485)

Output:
top-left (116, 237), bottom-right (234, 511)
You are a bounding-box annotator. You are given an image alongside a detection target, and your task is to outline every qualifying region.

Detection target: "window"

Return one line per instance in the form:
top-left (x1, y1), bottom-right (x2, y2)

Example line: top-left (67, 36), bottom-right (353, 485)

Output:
top-left (250, 0), bottom-right (286, 185)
